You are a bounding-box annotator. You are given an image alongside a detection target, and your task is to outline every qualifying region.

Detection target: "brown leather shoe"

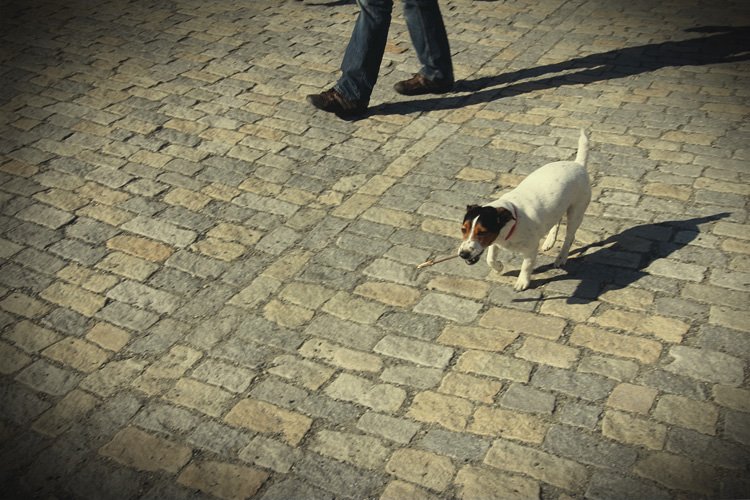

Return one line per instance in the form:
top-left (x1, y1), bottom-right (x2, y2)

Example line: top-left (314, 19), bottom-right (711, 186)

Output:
top-left (306, 88), bottom-right (367, 117)
top-left (394, 73), bottom-right (453, 96)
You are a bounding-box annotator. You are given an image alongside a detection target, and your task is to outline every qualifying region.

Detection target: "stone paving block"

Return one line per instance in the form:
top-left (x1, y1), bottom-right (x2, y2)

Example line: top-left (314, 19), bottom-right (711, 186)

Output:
top-left (32, 389), bottom-right (99, 437)
top-left (713, 385), bottom-right (750, 413)
top-left (16, 202), bottom-right (74, 229)
top-left (470, 406), bottom-right (548, 444)
top-left (455, 465), bottom-right (540, 500)
top-left (480, 307), bottom-right (567, 339)
top-left (607, 382), bottom-right (658, 414)
top-left (414, 292), bottom-right (483, 324)
top-left (532, 366), bottom-right (615, 401)
top-left (381, 480), bottom-right (439, 500)
top-left (106, 234), bottom-right (174, 262)
top-left (225, 398), bottom-right (312, 446)
top-left (0, 341), bottom-right (32, 375)
top-left (42, 337), bottom-right (110, 373)
top-left (456, 350), bottom-right (533, 383)
top-left (408, 391), bottom-right (474, 431)
top-left (67, 460), bottom-right (151, 500)
top-left (357, 411), bottom-right (421, 445)
top-left (177, 460), bottom-right (269, 500)
top-left (299, 338), bottom-right (382, 373)
top-left (578, 356), bottom-right (638, 381)
top-left (4, 319), bottom-right (62, 353)
top-left (99, 426), bottom-right (192, 474)
top-left (485, 438), bottom-right (588, 492)
top-left (602, 410), bottom-right (667, 450)
top-left (57, 263), bottom-right (119, 293)
top-left (386, 448), bottom-right (455, 492)
top-left (501, 383), bottom-right (556, 415)
top-left (437, 324), bottom-right (517, 352)
top-left (380, 364), bottom-right (443, 389)
top-left (0, 292), bottom-right (51, 319)
top-left (106, 280), bottom-right (181, 315)
top-left (664, 345), bottom-right (744, 386)
top-left (325, 373), bottom-right (406, 413)
top-left (723, 410), bottom-right (750, 446)
top-left (354, 281), bottom-right (421, 307)
top-left (121, 215), bottom-right (197, 248)
top-left (96, 252), bottom-right (158, 281)
top-left (85, 322), bottom-right (130, 352)
top-left (653, 395), bottom-right (719, 436)
top-left (309, 429), bottom-right (390, 470)
top-left (667, 427), bottom-right (750, 470)
top-left (515, 336), bottom-right (579, 369)
top-left (544, 424), bottom-right (638, 469)
top-left (81, 358), bottom-right (146, 398)
top-left (570, 324), bottom-right (662, 364)
top-left (375, 334), bottom-right (454, 368)
top-left (591, 308), bottom-right (689, 343)
top-left (163, 378), bottom-right (234, 418)
top-left (586, 471), bottom-right (670, 500)
top-left (439, 372), bottom-right (502, 404)
top-left (634, 452), bottom-right (718, 496)
top-left (15, 359), bottom-right (81, 396)
top-left (96, 300), bottom-right (160, 332)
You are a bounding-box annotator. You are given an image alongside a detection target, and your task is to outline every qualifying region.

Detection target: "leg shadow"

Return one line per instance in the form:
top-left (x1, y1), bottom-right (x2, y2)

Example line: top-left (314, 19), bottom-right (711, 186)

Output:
top-left (371, 26), bottom-right (750, 115)
top-left (518, 213), bottom-right (731, 304)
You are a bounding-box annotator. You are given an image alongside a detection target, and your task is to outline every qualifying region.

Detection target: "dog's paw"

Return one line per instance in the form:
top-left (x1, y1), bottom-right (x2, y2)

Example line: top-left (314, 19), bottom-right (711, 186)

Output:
top-left (514, 276), bottom-right (531, 291)
top-left (488, 260), bottom-right (504, 273)
top-left (554, 254), bottom-right (568, 268)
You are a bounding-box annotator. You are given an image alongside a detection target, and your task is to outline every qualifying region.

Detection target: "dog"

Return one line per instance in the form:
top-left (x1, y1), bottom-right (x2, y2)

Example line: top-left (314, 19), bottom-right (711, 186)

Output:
top-left (458, 129), bottom-right (591, 291)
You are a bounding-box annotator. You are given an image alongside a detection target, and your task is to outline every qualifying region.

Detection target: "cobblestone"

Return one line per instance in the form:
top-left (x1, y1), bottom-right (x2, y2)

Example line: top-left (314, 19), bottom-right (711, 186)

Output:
top-left (1, 0), bottom-right (749, 498)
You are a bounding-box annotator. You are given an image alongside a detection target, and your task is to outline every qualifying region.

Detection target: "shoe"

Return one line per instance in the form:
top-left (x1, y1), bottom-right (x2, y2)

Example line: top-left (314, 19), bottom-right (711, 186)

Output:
top-left (394, 73), bottom-right (453, 96)
top-left (306, 88), bottom-right (367, 117)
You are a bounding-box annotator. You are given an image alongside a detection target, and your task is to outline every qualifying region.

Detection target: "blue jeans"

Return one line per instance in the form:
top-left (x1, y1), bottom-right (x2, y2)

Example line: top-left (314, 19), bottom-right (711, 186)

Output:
top-left (335, 0), bottom-right (453, 103)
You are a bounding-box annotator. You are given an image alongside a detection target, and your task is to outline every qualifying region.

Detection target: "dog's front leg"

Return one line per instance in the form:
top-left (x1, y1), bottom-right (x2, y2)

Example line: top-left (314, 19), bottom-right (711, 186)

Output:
top-left (486, 245), bottom-right (504, 273)
top-left (515, 251), bottom-right (537, 291)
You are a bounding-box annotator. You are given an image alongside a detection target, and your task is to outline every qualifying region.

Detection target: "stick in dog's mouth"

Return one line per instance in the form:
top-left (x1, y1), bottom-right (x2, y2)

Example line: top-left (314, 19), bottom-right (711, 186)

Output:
top-left (416, 254), bottom-right (459, 269)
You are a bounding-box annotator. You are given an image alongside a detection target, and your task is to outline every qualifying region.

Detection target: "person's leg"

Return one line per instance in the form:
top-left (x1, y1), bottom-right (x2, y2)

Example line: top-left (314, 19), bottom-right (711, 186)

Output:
top-left (334, 0), bottom-right (394, 103)
top-left (402, 0), bottom-right (453, 84)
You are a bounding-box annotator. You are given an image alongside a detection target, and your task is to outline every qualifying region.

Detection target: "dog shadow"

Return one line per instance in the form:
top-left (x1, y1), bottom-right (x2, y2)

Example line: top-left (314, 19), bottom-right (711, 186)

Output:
top-left (370, 26), bottom-right (750, 115)
top-left (516, 213), bottom-right (730, 304)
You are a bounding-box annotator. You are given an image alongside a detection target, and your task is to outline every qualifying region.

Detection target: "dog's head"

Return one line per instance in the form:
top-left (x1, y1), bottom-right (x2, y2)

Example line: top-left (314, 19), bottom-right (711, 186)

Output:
top-left (458, 204), bottom-right (515, 265)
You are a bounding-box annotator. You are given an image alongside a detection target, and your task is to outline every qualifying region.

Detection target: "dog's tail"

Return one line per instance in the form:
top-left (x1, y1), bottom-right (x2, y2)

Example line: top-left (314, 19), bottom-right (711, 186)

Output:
top-left (575, 128), bottom-right (589, 166)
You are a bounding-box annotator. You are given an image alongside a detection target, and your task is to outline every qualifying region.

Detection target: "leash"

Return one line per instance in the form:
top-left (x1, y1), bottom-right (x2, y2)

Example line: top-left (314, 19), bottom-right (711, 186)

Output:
top-left (505, 203), bottom-right (518, 241)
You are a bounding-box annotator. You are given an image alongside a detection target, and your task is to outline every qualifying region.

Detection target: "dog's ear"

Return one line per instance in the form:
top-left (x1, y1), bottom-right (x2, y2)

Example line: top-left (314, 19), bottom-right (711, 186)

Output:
top-left (464, 204), bottom-right (482, 220)
top-left (496, 207), bottom-right (515, 228)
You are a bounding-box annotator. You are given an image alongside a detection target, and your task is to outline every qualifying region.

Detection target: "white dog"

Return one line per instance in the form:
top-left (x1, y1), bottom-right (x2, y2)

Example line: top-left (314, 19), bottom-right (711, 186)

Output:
top-left (458, 129), bottom-right (591, 291)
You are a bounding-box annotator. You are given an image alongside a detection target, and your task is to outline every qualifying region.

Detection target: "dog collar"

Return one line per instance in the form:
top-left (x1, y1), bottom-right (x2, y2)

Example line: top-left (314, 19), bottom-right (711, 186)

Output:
top-left (504, 203), bottom-right (518, 241)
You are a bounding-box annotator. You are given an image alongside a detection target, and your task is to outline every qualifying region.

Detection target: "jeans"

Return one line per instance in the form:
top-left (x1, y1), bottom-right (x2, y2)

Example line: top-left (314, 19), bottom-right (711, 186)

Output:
top-left (335, 0), bottom-right (453, 102)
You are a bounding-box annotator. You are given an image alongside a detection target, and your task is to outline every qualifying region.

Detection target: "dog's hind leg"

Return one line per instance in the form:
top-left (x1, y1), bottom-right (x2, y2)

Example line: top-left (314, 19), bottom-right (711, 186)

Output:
top-left (541, 222), bottom-right (559, 251)
top-left (555, 204), bottom-right (586, 267)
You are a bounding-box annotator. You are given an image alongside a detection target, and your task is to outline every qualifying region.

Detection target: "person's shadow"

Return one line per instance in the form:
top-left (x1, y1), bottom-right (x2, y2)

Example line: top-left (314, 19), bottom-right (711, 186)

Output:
top-left (370, 26), bottom-right (750, 115)
top-left (515, 213), bottom-right (731, 304)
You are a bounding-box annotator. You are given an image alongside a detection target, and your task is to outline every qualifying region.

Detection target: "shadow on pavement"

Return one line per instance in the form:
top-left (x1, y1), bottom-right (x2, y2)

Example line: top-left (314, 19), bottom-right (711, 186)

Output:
top-left (371, 26), bottom-right (750, 115)
top-left (516, 213), bottom-right (731, 304)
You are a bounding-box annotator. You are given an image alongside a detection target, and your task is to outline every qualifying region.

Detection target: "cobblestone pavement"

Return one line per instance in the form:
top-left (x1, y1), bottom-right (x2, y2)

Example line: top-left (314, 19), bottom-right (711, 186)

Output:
top-left (1, 0), bottom-right (749, 498)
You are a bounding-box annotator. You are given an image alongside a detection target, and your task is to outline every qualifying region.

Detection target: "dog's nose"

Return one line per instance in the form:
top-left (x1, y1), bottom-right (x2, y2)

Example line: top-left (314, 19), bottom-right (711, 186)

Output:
top-left (459, 250), bottom-right (471, 259)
